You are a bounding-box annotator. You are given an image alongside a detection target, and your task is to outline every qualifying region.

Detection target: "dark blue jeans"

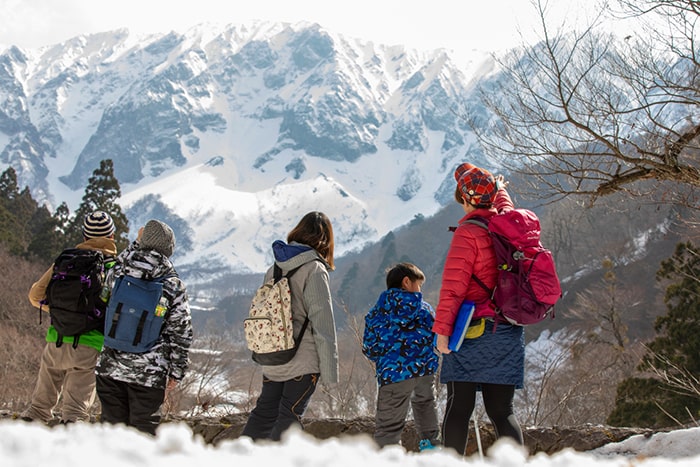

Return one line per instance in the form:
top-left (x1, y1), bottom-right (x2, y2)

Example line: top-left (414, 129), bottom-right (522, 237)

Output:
top-left (242, 373), bottom-right (319, 441)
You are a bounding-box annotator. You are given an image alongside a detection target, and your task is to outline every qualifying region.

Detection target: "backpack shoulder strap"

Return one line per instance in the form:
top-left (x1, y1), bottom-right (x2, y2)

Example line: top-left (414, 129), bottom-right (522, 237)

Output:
top-left (273, 259), bottom-right (322, 342)
top-left (295, 316), bottom-right (310, 345)
top-left (274, 258), bottom-right (322, 283)
top-left (273, 264), bottom-right (283, 282)
top-left (463, 216), bottom-right (495, 296)
top-left (464, 215), bottom-right (489, 230)
top-left (471, 273), bottom-right (493, 296)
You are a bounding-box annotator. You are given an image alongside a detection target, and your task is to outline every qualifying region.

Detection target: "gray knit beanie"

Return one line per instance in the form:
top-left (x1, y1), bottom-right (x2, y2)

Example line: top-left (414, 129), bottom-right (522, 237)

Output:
top-left (140, 220), bottom-right (175, 257)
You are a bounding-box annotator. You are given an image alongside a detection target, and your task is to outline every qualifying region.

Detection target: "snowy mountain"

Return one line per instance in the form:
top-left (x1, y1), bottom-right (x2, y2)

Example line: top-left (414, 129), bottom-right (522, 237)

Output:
top-left (0, 21), bottom-right (501, 295)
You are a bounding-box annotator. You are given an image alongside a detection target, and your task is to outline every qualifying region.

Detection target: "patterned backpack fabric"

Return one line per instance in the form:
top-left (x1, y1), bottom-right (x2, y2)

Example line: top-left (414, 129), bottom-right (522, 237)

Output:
top-left (244, 264), bottom-right (309, 365)
top-left (43, 248), bottom-right (114, 347)
top-left (468, 209), bottom-right (562, 326)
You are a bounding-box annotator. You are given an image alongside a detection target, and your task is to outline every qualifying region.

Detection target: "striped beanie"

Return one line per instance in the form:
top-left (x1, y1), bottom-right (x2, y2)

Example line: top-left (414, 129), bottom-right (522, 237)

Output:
top-left (83, 211), bottom-right (115, 239)
top-left (454, 162), bottom-right (497, 208)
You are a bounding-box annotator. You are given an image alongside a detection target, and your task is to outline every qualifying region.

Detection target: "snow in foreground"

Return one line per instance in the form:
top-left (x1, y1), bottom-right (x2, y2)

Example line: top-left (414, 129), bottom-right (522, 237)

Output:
top-left (2, 420), bottom-right (699, 466)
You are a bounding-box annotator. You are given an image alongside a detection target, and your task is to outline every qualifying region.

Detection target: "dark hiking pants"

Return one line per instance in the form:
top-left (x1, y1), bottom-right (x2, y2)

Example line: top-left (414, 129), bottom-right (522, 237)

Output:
top-left (242, 373), bottom-right (319, 441)
top-left (374, 374), bottom-right (440, 447)
top-left (96, 375), bottom-right (164, 436)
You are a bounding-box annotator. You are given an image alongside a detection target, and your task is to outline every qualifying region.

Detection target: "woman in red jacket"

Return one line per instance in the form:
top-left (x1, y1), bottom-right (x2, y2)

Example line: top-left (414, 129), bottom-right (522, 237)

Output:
top-left (433, 162), bottom-right (524, 455)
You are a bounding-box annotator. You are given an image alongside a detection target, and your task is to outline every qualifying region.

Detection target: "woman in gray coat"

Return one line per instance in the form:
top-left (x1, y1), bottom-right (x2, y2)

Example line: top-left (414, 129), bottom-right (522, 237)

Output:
top-left (242, 211), bottom-right (339, 441)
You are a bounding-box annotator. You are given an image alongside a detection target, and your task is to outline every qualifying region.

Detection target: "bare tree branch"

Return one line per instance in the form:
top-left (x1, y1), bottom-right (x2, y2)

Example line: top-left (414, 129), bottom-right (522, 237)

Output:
top-left (466, 0), bottom-right (700, 208)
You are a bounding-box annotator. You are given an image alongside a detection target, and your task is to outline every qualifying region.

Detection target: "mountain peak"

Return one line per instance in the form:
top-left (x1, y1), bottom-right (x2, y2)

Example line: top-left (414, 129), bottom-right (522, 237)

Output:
top-left (0, 22), bottom-right (497, 294)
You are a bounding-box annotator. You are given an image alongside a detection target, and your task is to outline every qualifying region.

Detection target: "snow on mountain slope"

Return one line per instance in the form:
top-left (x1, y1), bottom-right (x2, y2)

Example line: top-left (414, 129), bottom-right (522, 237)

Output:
top-left (119, 160), bottom-right (375, 273)
top-left (0, 21), bottom-right (498, 282)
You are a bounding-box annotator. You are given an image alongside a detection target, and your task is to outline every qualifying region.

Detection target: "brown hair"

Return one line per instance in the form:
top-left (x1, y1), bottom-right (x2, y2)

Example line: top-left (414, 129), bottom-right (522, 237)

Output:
top-left (454, 185), bottom-right (465, 205)
top-left (385, 262), bottom-right (425, 289)
top-left (287, 211), bottom-right (335, 270)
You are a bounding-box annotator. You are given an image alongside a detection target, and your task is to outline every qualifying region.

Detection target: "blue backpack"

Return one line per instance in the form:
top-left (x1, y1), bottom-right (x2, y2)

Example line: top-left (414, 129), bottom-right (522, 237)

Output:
top-left (103, 273), bottom-right (176, 353)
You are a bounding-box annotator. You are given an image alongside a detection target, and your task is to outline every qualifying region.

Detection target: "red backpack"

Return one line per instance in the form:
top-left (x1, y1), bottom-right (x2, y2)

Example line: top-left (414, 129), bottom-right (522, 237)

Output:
top-left (467, 209), bottom-right (562, 325)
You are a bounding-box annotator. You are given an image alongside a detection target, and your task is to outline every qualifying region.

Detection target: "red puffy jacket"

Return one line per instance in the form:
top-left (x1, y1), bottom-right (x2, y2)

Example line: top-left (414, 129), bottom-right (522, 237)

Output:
top-left (432, 188), bottom-right (514, 337)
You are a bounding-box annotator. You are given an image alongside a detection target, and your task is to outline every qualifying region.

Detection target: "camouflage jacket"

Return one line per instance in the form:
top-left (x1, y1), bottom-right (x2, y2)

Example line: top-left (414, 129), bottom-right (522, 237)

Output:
top-left (95, 240), bottom-right (193, 389)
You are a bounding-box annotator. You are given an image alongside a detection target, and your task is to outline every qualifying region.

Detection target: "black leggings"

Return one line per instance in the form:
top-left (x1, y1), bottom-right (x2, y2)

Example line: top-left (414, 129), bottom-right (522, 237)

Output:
top-left (442, 381), bottom-right (523, 455)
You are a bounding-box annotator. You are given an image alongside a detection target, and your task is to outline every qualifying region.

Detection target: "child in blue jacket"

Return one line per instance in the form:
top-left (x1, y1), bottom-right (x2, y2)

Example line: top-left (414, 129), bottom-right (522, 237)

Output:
top-left (362, 262), bottom-right (441, 450)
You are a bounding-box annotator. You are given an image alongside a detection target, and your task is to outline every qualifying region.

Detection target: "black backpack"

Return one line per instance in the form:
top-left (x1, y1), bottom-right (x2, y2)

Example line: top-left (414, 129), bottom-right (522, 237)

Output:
top-left (43, 248), bottom-right (114, 347)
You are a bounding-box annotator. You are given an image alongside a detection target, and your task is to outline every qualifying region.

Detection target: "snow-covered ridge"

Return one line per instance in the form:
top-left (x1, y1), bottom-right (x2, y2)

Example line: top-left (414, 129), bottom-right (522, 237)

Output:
top-left (0, 21), bottom-right (499, 285)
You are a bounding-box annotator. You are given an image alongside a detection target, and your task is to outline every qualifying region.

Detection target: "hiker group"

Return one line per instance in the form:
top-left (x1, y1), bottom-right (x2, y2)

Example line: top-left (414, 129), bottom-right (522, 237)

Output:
top-left (22, 161), bottom-right (561, 457)
top-left (360, 163), bottom-right (560, 454)
top-left (24, 215), bottom-right (193, 436)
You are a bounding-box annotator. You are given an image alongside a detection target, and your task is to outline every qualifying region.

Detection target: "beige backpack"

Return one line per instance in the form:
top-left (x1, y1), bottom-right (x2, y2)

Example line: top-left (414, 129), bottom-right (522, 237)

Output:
top-left (244, 264), bottom-right (309, 365)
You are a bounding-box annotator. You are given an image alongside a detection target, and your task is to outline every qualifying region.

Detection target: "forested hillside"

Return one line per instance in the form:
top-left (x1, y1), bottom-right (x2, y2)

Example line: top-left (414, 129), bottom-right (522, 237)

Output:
top-left (2, 155), bottom-right (698, 430)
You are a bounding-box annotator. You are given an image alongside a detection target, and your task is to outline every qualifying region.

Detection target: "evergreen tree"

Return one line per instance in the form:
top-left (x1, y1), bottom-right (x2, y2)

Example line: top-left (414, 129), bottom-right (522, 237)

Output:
top-left (53, 202), bottom-right (71, 237)
top-left (15, 187), bottom-right (41, 231)
top-left (377, 232), bottom-right (397, 273)
top-left (338, 262), bottom-right (360, 306)
top-left (374, 233), bottom-right (398, 294)
top-left (0, 206), bottom-right (19, 254)
top-left (26, 205), bottom-right (64, 262)
top-left (0, 167), bottom-right (19, 201)
top-left (0, 168), bottom-right (19, 252)
top-left (0, 167), bottom-right (39, 256)
top-left (68, 159), bottom-right (129, 250)
top-left (607, 241), bottom-right (700, 428)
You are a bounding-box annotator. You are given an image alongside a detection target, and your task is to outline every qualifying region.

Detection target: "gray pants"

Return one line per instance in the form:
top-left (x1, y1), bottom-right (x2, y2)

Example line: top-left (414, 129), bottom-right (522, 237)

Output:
top-left (374, 374), bottom-right (440, 447)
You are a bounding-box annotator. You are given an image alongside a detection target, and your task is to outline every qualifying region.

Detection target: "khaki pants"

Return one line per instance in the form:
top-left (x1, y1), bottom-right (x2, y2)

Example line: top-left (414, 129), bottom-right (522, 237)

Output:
top-left (24, 342), bottom-right (100, 423)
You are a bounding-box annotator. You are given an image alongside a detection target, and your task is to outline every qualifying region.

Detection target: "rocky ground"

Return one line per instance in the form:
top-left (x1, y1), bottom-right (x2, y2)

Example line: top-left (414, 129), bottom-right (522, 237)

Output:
top-left (181, 414), bottom-right (657, 455)
top-left (2, 410), bottom-right (658, 455)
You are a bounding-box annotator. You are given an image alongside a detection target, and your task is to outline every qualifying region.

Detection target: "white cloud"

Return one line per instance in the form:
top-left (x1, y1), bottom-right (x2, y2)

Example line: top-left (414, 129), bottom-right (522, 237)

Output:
top-left (0, 0), bottom-right (610, 58)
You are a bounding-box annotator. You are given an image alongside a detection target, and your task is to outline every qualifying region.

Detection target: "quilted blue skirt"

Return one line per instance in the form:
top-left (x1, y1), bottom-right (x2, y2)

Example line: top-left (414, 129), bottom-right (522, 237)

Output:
top-left (440, 320), bottom-right (524, 388)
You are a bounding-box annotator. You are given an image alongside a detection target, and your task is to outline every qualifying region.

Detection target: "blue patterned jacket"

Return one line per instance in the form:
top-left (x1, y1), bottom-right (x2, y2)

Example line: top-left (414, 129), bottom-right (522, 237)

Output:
top-left (362, 288), bottom-right (439, 386)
